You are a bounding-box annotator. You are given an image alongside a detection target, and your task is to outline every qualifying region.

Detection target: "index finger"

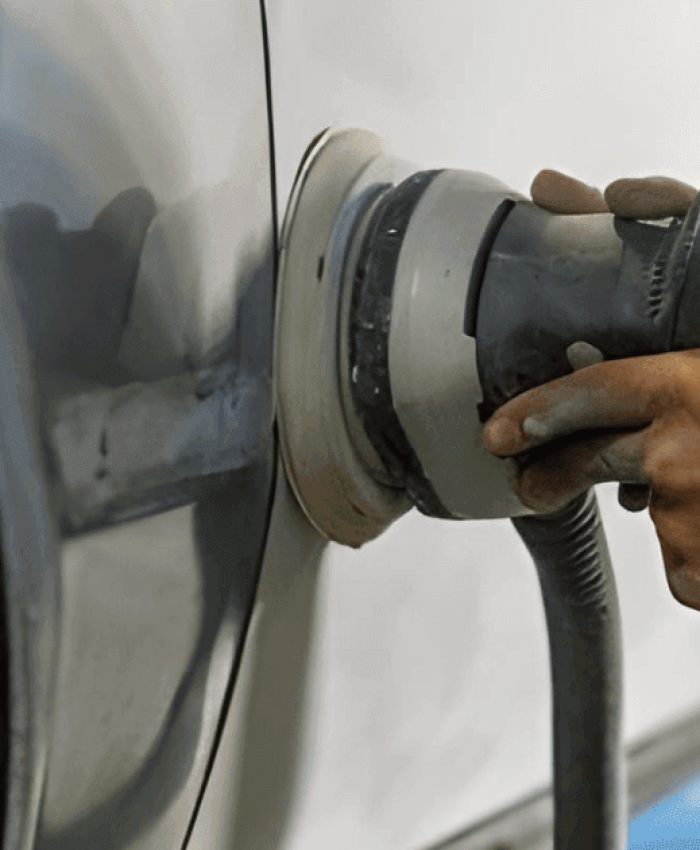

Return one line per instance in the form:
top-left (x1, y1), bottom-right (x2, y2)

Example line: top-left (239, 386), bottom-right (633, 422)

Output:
top-left (482, 352), bottom-right (686, 457)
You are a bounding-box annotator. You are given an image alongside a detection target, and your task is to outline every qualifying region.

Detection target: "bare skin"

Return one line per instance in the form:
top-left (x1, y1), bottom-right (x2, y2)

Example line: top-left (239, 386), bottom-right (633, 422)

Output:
top-left (483, 169), bottom-right (700, 611)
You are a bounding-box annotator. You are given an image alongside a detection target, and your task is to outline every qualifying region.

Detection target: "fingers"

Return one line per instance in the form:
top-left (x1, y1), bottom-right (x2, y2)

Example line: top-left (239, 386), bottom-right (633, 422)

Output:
top-left (618, 483), bottom-right (651, 512)
top-left (482, 352), bottom-right (691, 457)
top-left (530, 169), bottom-right (609, 214)
top-left (508, 393), bottom-right (700, 611)
top-left (566, 340), bottom-right (604, 370)
top-left (514, 427), bottom-right (649, 512)
top-left (604, 177), bottom-right (697, 220)
top-left (564, 342), bottom-right (652, 512)
top-left (531, 169), bottom-right (697, 220)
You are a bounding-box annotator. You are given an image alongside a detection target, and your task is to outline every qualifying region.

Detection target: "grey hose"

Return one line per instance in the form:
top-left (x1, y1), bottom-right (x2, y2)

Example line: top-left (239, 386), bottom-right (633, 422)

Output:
top-left (511, 490), bottom-right (627, 850)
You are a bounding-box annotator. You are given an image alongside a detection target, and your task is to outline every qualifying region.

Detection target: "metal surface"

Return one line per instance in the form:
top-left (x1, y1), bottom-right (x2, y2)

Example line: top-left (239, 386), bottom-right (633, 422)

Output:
top-left (186, 459), bottom-right (329, 850)
top-left (0, 200), bottom-right (62, 850)
top-left (0, 1), bottom-right (277, 847)
top-left (47, 359), bottom-right (272, 536)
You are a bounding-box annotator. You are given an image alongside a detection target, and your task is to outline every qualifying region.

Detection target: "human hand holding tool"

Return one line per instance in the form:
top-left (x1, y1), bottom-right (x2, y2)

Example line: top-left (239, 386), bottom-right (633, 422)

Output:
top-left (484, 169), bottom-right (700, 610)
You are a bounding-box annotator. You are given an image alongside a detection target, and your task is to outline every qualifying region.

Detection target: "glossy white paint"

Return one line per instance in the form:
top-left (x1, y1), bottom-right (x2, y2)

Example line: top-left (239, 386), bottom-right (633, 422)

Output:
top-left (2, 1), bottom-right (700, 849)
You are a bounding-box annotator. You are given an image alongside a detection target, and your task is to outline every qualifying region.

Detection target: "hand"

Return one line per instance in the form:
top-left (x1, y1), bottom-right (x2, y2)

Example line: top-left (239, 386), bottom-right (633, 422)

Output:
top-left (529, 168), bottom-right (696, 219)
top-left (483, 169), bottom-right (700, 611)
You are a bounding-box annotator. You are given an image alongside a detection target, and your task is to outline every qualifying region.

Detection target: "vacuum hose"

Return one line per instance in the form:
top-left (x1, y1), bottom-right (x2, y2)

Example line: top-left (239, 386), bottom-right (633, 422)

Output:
top-left (512, 492), bottom-right (626, 850)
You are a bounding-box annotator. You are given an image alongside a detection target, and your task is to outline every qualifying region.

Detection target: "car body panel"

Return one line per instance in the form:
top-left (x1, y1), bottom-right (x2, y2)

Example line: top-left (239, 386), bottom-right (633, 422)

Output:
top-left (2, 2), bottom-right (700, 849)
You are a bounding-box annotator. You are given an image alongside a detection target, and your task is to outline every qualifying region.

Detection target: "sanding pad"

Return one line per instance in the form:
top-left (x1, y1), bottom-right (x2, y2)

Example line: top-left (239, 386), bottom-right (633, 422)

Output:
top-left (274, 127), bottom-right (415, 547)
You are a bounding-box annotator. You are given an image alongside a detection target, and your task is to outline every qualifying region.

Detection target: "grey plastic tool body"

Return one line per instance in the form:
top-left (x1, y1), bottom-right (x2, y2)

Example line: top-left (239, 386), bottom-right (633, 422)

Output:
top-left (475, 192), bottom-right (700, 419)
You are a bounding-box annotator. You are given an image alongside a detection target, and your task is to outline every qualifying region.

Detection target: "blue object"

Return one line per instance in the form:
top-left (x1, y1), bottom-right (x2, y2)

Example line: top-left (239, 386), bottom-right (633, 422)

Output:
top-left (629, 772), bottom-right (700, 847)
